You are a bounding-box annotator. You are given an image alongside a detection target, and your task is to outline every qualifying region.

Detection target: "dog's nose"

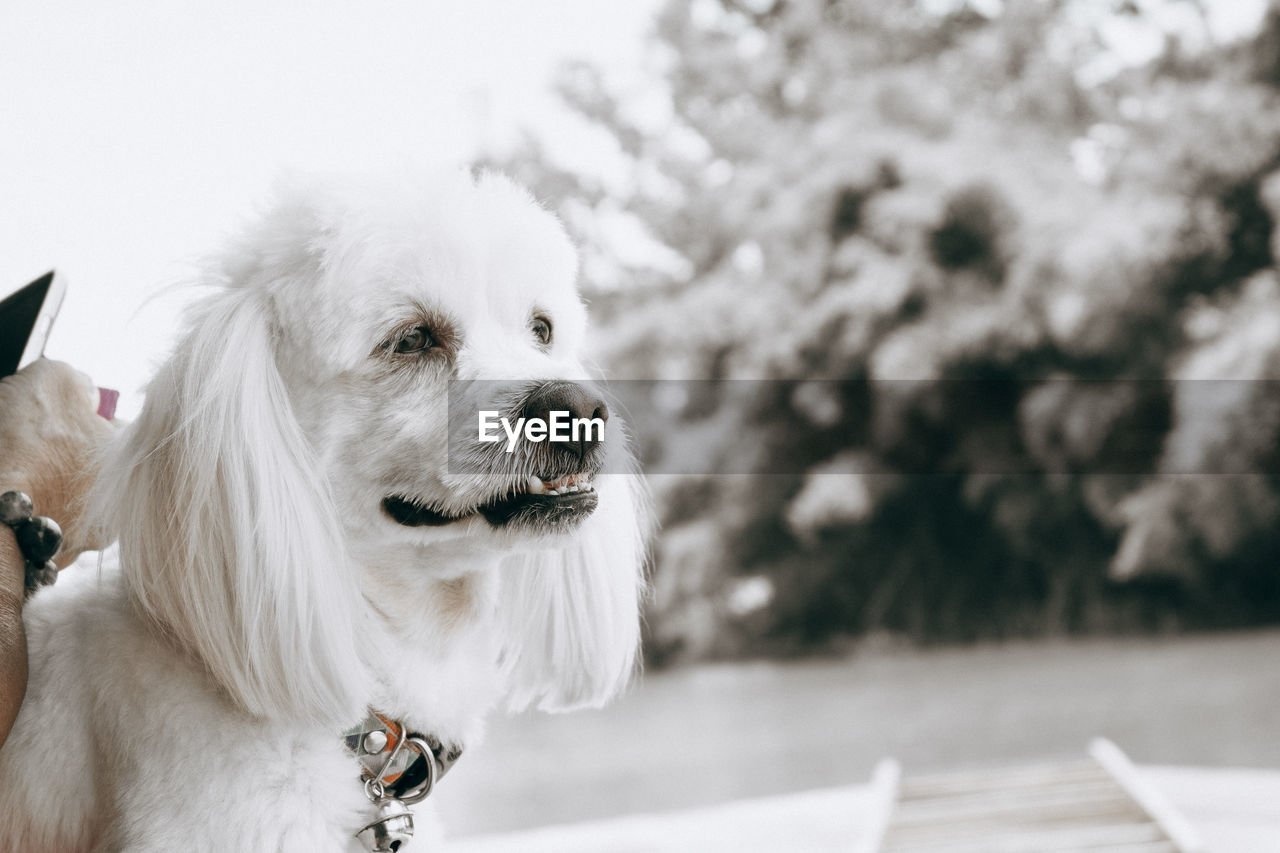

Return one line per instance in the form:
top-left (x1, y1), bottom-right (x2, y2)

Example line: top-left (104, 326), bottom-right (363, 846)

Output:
top-left (521, 380), bottom-right (609, 461)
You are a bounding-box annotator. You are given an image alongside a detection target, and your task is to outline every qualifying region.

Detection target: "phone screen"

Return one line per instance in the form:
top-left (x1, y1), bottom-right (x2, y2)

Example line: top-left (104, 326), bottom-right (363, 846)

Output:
top-left (0, 272), bottom-right (64, 378)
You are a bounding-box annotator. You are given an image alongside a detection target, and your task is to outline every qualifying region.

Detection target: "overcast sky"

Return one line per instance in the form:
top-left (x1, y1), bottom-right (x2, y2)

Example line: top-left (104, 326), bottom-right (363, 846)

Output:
top-left (3, 1), bottom-right (1270, 419)
top-left (1, 0), bottom-right (662, 416)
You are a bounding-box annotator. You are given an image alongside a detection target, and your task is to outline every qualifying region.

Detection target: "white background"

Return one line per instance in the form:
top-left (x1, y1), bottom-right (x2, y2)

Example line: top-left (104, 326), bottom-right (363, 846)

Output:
top-left (1, 0), bottom-right (661, 416)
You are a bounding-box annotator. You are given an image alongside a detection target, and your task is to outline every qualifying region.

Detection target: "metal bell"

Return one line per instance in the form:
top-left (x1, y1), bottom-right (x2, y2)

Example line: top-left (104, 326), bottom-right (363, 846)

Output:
top-left (355, 797), bottom-right (415, 852)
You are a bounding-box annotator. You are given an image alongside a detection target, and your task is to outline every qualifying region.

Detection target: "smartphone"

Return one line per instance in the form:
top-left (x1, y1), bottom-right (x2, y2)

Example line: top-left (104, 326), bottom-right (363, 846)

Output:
top-left (0, 271), bottom-right (66, 379)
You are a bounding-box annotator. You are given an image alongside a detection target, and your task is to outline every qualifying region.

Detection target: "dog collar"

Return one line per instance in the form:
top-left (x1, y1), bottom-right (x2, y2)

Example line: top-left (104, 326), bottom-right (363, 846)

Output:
top-left (343, 711), bottom-right (463, 851)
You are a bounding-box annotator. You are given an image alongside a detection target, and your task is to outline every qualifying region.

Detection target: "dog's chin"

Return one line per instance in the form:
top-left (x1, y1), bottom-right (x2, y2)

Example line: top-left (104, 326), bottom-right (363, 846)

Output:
top-left (383, 472), bottom-right (599, 534)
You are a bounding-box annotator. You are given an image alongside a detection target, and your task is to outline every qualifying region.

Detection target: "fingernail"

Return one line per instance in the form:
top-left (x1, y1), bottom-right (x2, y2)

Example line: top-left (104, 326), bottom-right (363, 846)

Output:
top-left (97, 387), bottom-right (119, 421)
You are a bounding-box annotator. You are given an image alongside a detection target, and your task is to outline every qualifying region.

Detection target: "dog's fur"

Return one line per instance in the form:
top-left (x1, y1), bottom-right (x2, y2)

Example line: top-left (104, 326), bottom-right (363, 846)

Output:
top-left (0, 171), bottom-right (646, 851)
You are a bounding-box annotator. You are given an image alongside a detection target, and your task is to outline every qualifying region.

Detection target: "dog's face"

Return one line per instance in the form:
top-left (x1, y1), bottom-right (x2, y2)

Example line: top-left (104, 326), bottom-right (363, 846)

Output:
top-left (256, 171), bottom-right (614, 560)
top-left (97, 170), bottom-right (646, 724)
top-left (257, 172), bottom-right (621, 570)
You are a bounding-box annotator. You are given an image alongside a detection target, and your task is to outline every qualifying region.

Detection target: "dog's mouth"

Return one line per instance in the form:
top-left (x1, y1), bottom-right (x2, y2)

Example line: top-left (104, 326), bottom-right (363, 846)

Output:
top-left (383, 473), bottom-right (598, 530)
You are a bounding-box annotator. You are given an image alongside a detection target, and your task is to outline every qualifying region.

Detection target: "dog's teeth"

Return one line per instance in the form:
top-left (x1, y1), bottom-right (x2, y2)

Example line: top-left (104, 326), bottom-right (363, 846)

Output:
top-left (532, 475), bottom-right (596, 496)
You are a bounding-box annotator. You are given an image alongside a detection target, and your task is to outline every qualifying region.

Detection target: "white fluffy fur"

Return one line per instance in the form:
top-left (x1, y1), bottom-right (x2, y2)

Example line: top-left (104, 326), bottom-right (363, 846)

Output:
top-left (0, 170), bottom-right (646, 852)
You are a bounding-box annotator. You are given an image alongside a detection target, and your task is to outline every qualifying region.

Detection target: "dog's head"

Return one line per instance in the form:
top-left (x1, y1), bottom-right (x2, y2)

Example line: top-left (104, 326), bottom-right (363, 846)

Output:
top-left (93, 170), bottom-right (646, 725)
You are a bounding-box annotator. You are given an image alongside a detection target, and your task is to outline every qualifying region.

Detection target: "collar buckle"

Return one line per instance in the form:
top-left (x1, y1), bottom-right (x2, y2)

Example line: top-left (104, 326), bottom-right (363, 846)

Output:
top-left (344, 711), bottom-right (465, 850)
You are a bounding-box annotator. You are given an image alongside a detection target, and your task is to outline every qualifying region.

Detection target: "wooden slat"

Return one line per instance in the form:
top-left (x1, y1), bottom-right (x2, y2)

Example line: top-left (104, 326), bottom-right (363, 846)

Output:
top-left (855, 758), bottom-right (902, 853)
top-left (895, 779), bottom-right (1129, 813)
top-left (900, 772), bottom-right (1116, 802)
top-left (899, 761), bottom-right (1105, 798)
top-left (886, 836), bottom-right (1178, 853)
top-left (891, 791), bottom-right (1148, 827)
top-left (884, 819), bottom-right (1165, 851)
top-left (1090, 739), bottom-right (1207, 853)
top-left (885, 828), bottom-right (1179, 853)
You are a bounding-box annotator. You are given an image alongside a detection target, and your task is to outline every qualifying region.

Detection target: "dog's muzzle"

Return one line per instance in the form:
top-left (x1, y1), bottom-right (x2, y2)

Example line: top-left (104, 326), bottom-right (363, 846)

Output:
top-left (383, 380), bottom-right (608, 532)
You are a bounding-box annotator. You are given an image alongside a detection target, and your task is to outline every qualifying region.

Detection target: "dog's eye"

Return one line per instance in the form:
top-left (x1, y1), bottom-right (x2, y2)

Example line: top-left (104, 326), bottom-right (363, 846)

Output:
top-left (531, 315), bottom-right (553, 346)
top-left (393, 326), bottom-right (434, 354)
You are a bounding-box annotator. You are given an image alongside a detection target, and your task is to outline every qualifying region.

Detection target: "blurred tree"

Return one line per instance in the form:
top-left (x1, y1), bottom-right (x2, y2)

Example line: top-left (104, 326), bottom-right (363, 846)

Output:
top-left (489, 0), bottom-right (1280, 663)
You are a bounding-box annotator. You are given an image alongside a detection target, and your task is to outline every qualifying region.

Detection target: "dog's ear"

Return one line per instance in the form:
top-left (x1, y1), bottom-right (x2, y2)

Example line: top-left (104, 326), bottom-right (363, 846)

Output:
top-left (496, 465), bottom-right (648, 712)
top-left (91, 285), bottom-right (370, 726)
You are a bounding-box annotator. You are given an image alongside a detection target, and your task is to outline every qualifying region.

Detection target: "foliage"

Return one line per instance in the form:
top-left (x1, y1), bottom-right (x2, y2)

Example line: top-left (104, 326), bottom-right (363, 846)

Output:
top-left (492, 0), bottom-right (1280, 663)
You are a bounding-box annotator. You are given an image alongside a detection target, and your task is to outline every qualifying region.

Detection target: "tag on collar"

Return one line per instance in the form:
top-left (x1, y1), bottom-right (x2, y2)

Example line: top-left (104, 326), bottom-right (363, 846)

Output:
top-left (343, 711), bottom-right (463, 801)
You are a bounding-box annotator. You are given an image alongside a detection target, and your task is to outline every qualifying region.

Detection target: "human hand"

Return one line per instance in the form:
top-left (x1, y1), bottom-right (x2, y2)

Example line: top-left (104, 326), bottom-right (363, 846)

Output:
top-left (0, 359), bottom-right (116, 578)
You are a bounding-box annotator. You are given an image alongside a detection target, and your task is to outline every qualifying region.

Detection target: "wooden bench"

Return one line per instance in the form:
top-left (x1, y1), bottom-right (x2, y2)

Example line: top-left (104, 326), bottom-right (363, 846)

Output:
top-left (860, 739), bottom-right (1206, 853)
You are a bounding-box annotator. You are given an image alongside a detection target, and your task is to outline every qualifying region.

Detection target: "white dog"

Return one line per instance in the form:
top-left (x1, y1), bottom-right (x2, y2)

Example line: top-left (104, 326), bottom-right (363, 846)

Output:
top-left (0, 170), bottom-right (647, 852)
